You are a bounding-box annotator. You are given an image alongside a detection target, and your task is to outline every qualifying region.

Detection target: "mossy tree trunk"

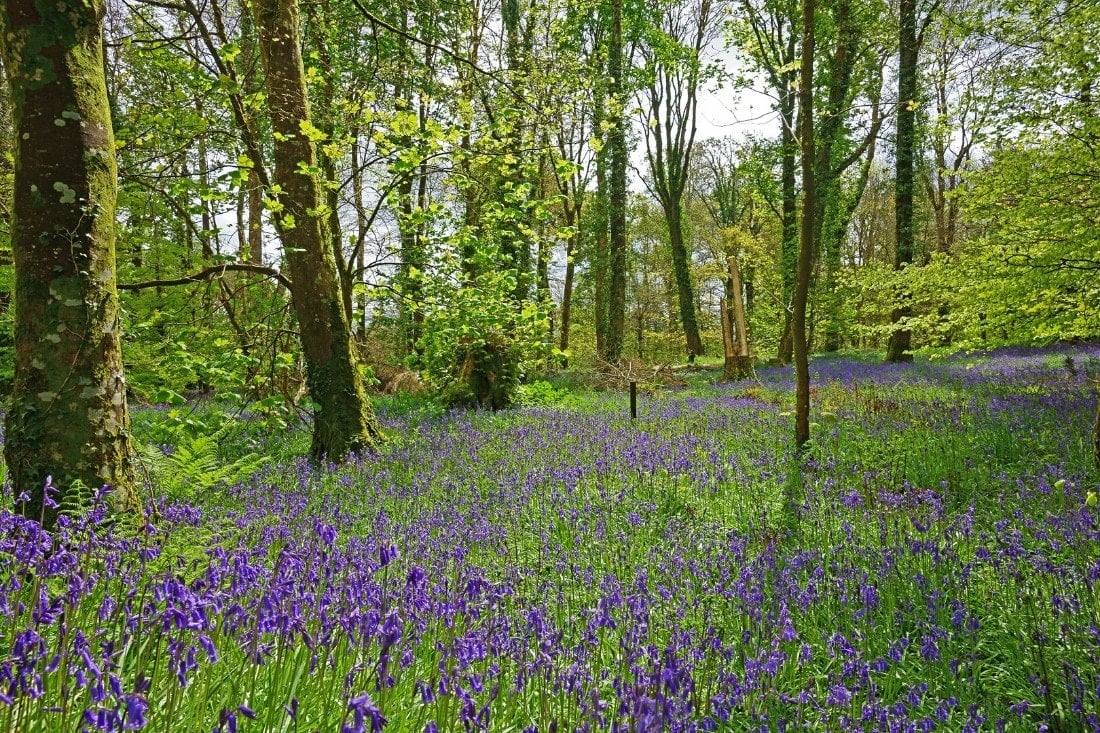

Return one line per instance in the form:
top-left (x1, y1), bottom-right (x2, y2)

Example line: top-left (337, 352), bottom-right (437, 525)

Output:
top-left (604, 0), bottom-right (628, 365)
top-left (886, 0), bottom-right (917, 363)
top-left (251, 0), bottom-right (382, 461)
top-left (640, 0), bottom-right (717, 360)
top-left (666, 202), bottom-right (705, 357)
top-left (0, 0), bottom-right (135, 526)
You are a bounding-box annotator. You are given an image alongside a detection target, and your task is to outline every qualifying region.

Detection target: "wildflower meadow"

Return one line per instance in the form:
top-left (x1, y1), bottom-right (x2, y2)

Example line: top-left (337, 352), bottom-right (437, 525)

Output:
top-left (2, 346), bottom-right (1099, 732)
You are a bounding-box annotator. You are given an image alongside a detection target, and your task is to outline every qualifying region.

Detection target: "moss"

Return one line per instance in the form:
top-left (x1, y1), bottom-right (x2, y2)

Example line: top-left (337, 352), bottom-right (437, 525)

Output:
top-left (1, 0), bottom-right (134, 527)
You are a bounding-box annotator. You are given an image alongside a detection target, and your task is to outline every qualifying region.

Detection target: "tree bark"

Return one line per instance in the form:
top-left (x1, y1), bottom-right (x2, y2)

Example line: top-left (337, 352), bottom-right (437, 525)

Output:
top-left (1, 0), bottom-right (135, 526)
top-left (793, 0), bottom-right (816, 452)
top-left (887, 0), bottom-right (917, 362)
top-left (500, 0), bottom-right (534, 305)
top-left (558, 204), bottom-right (578, 359)
top-left (777, 80), bottom-right (799, 365)
top-left (721, 296), bottom-right (735, 368)
top-left (668, 202), bottom-right (705, 357)
top-left (604, 0), bottom-right (628, 364)
top-left (727, 255), bottom-right (753, 379)
top-left (592, 69), bottom-right (609, 361)
top-left (252, 0), bottom-right (382, 461)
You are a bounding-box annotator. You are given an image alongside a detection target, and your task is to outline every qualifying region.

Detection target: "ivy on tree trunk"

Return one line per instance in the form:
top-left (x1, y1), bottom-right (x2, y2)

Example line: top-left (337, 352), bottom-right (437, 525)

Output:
top-left (604, 0), bottom-right (629, 365)
top-left (887, 0), bottom-right (918, 363)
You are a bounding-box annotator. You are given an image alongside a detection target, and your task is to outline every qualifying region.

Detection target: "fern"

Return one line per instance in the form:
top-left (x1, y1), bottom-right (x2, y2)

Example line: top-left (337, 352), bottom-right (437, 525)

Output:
top-left (58, 479), bottom-right (97, 520)
top-left (139, 424), bottom-right (268, 503)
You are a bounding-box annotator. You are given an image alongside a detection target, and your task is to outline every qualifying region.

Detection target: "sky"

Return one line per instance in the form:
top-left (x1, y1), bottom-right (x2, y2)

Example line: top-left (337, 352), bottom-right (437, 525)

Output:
top-left (695, 82), bottom-right (779, 143)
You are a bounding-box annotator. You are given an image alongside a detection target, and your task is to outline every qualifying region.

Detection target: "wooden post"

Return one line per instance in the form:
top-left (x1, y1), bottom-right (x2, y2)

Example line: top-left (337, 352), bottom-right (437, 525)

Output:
top-left (630, 380), bottom-right (637, 419)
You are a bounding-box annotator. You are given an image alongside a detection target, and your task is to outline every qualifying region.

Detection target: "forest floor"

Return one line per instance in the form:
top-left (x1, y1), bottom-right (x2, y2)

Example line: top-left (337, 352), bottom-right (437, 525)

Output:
top-left (3, 344), bottom-right (1100, 732)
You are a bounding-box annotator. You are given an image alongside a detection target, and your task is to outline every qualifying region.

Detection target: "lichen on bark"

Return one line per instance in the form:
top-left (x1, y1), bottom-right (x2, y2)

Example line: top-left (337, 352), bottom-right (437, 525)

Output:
top-left (1, 0), bottom-right (136, 526)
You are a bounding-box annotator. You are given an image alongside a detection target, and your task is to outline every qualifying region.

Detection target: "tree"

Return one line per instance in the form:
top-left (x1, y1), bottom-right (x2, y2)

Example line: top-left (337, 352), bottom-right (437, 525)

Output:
top-left (737, 0), bottom-right (883, 359)
top-left (886, 0), bottom-right (939, 362)
top-left (923, 0), bottom-right (1000, 256)
top-left (808, 0), bottom-right (887, 354)
top-left (734, 0), bottom-right (800, 363)
top-left (546, 23), bottom-right (596, 362)
top-left (697, 138), bottom-right (757, 379)
top-left (251, 0), bottom-right (383, 460)
top-left (638, 0), bottom-right (724, 358)
top-left (603, 0), bottom-right (629, 364)
top-left (792, 0), bottom-right (816, 451)
top-left (0, 0), bottom-right (136, 525)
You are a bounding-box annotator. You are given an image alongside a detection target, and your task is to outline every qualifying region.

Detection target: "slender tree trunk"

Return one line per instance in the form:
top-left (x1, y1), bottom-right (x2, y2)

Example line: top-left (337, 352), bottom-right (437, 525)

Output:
top-left (887, 0), bottom-right (917, 362)
top-left (721, 297), bottom-right (735, 373)
top-left (727, 255), bottom-right (753, 378)
top-left (350, 136), bottom-right (368, 336)
top-left (536, 145), bottom-right (552, 345)
top-left (501, 0), bottom-right (533, 305)
top-left (793, 0), bottom-right (816, 452)
top-left (1, 0), bottom-right (135, 525)
top-left (821, 144), bottom-right (875, 352)
top-left (604, 0), bottom-right (628, 364)
top-left (668, 202), bottom-right (704, 357)
top-left (558, 204), bottom-right (578, 358)
top-left (240, 10), bottom-right (265, 266)
top-left (395, 173), bottom-right (423, 351)
top-left (252, 0), bottom-right (382, 460)
top-left (594, 168), bottom-right (611, 358)
top-left (393, 0), bottom-right (422, 349)
top-left (592, 85), bottom-right (609, 360)
top-left (777, 86), bottom-right (798, 364)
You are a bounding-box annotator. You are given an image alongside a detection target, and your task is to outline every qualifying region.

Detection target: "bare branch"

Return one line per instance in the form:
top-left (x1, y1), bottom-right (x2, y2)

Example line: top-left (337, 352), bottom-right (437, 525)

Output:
top-left (119, 263), bottom-right (292, 292)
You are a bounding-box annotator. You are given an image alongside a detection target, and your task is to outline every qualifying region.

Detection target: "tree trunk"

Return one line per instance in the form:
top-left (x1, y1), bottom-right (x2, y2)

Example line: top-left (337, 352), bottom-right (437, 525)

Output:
top-left (351, 135), bottom-right (371, 337)
top-left (592, 89), bottom-right (609, 361)
top-left (558, 213), bottom-right (577, 360)
top-left (395, 172), bottom-right (424, 352)
top-left (604, 0), bottom-right (628, 365)
top-left (886, 0), bottom-right (917, 363)
top-left (721, 296), bottom-right (735, 370)
top-left (668, 203), bottom-right (705, 357)
top-left (793, 0), bottom-right (816, 452)
top-left (536, 144), bottom-right (552, 349)
top-left (252, 0), bottom-right (382, 461)
top-left (500, 0), bottom-right (533, 305)
top-left (727, 255), bottom-right (753, 379)
top-left (1, 0), bottom-right (135, 526)
top-left (240, 9), bottom-right (265, 266)
top-left (1094, 398), bottom-right (1099, 475)
top-left (822, 136), bottom-right (877, 352)
top-left (777, 85), bottom-right (799, 365)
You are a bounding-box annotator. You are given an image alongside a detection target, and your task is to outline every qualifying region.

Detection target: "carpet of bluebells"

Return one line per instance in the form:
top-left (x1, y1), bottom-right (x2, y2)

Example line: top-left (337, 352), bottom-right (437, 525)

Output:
top-left (2, 346), bottom-right (1100, 732)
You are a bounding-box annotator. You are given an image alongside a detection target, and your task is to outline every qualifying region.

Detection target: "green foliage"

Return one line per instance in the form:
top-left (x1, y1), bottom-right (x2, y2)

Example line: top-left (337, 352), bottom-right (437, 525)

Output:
top-left (138, 423), bottom-right (268, 504)
top-left (416, 260), bottom-right (551, 408)
top-left (0, 304), bottom-right (13, 394)
top-left (514, 379), bottom-right (569, 407)
top-left (57, 479), bottom-right (97, 521)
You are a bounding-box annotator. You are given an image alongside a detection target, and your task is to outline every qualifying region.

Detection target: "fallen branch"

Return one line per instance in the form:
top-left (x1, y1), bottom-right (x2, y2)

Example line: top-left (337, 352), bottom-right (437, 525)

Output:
top-left (592, 357), bottom-right (686, 391)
